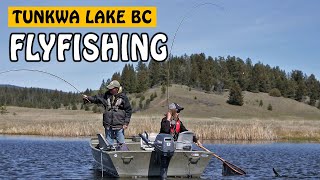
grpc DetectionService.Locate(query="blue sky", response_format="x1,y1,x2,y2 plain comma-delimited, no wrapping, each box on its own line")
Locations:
1,0,319,92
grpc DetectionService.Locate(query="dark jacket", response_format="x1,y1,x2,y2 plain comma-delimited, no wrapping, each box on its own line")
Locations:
160,117,198,143
86,91,132,129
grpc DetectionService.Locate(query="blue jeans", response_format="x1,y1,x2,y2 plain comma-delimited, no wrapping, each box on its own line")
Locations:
105,127,125,145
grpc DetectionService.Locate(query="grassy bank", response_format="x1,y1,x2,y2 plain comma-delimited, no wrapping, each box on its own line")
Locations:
1,107,320,142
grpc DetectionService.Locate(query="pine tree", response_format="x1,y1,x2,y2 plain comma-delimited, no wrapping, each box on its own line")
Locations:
127,64,137,93
105,79,111,87
227,82,244,106
259,100,263,107
84,104,90,111
112,72,121,81
139,101,143,110
136,61,149,93
121,64,131,92
98,79,106,95
238,58,250,90
84,88,91,96
71,103,77,110
291,70,306,102
140,95,145,102
150,93,154,101
306,74,318,106
269,88,282,97
63,101,69,107
218,57,232,89
145,99,151,109
131,100,136,110
161,84,166,96
245,58,253,80
252,63,271,93
52,101,61,109
200,60,214,91
225,56,250,90
272,66,287,96
189,54,202,88
148,60,161,87
248,63,261,92
0,106,8,114
285,79,297,98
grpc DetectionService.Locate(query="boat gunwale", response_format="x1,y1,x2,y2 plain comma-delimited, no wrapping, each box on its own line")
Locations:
89,137,212,154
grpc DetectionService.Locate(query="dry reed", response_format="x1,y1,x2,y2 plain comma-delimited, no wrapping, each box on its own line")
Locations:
1,107,319,142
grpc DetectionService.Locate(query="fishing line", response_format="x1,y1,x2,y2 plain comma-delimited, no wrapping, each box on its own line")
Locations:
100,148,104,177
0,68,85,95
0,68,93,103
166,2,225,106
1,67,112,104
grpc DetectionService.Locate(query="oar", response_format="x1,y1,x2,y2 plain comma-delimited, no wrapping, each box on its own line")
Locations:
273,168,281,177
197,144,246,176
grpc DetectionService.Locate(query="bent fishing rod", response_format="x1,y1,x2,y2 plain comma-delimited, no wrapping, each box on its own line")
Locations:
0,69,90,102
166,2,225,106
164,2,247,176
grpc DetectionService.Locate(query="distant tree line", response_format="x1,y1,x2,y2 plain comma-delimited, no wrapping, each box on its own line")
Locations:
0,86,84,109
103,53,320,107
1,53,319,109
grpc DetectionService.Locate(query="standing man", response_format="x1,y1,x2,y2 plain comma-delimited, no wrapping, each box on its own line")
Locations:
83,80,132,146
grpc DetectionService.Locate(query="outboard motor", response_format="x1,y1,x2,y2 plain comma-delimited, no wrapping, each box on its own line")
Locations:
154,134,175,179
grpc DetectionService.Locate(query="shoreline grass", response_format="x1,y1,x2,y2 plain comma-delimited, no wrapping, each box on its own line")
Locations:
1,107,320,142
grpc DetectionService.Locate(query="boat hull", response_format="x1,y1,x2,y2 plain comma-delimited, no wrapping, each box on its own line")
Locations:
90,138,213,178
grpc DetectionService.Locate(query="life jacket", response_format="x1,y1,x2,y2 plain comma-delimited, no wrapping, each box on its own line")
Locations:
106,97,123,111
106,87,123,111
170,118,181,134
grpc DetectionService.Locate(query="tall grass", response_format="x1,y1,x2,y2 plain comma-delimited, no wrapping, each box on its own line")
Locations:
0,121,102,137
126,116,277,141
1,107,319,141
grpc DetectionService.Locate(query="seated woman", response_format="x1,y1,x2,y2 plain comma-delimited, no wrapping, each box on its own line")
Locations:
160,103,202,146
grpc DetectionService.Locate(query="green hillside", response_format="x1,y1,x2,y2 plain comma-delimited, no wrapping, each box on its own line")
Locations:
130,84,320,120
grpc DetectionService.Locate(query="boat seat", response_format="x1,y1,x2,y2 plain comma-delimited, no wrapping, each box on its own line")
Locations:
175,131,194,151
140,132,157,151
97,134,130,151
97,134,114,151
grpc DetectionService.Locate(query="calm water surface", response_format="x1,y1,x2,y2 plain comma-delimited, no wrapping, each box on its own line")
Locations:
0,135,319,179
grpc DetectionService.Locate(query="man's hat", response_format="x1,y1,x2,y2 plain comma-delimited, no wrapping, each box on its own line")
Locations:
168,103,184,113
106,80,121,89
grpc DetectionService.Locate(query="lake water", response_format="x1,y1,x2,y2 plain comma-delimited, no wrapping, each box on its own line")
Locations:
0,135,319,179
